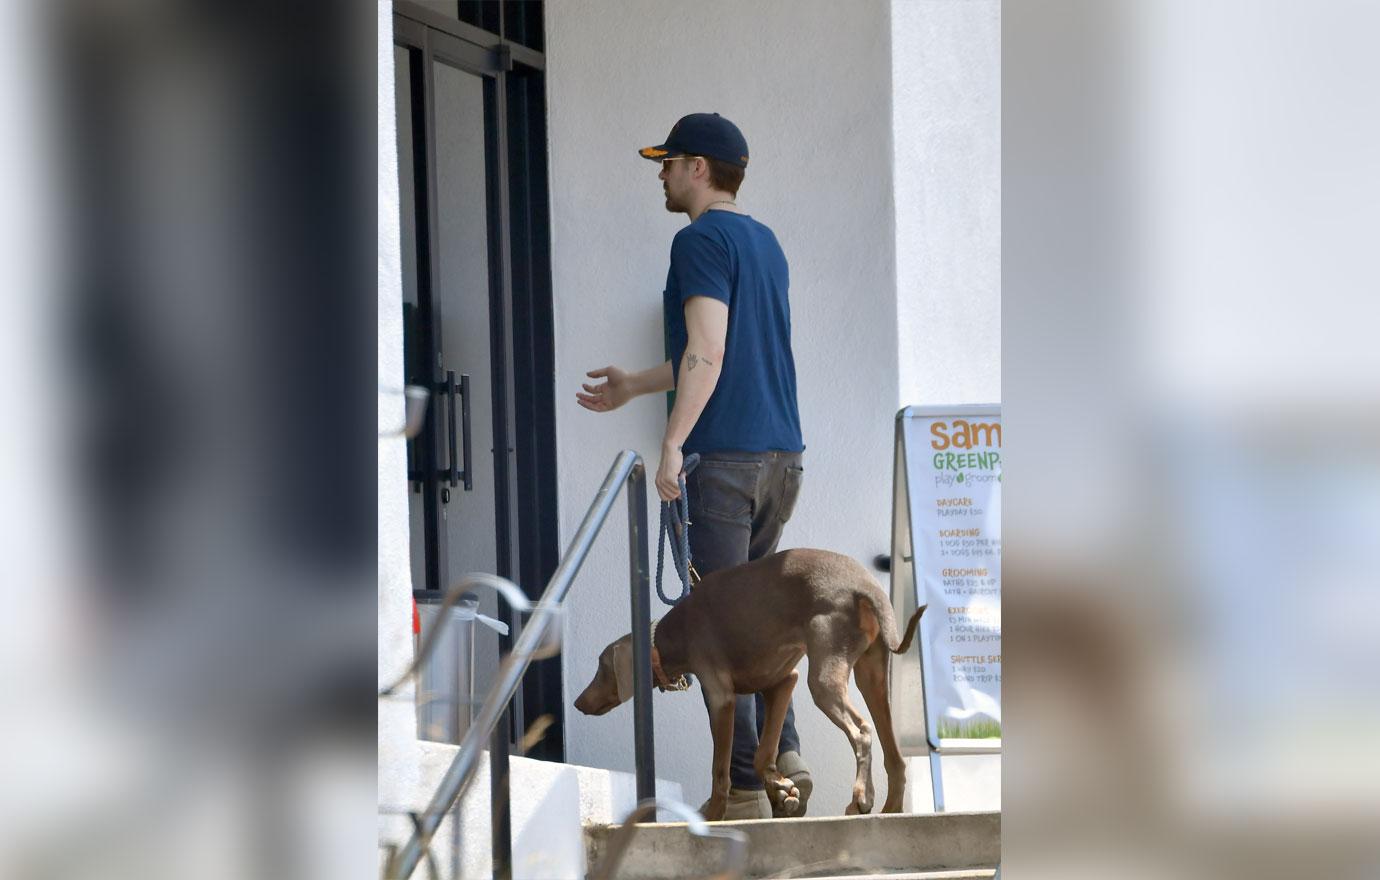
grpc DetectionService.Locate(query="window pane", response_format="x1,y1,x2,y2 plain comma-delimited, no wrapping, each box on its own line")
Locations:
455,0,500,34
503,0,543,52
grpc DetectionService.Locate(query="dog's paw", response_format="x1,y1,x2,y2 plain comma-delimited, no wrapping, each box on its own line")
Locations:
846,781,873,815
765,775,802,817
844,797,873,815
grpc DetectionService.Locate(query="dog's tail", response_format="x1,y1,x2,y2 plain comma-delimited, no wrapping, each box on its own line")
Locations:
861,587,925,654
892,607,924,655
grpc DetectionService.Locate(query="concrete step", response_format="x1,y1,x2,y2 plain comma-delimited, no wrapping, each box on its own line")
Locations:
379,740,684,879
584,810,1001,880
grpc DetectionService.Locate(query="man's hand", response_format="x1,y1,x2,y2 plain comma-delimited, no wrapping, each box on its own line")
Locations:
655,443,684,502
577,366,634,412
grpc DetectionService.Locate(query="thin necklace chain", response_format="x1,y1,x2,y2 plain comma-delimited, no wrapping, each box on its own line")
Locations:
705,199,737,211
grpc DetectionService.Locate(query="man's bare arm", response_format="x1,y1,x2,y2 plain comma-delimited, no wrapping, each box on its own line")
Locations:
654,296,728,499
663,296,729,452
577,361,673,412
636,361,676,395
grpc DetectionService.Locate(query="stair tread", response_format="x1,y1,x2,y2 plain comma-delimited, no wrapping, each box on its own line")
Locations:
584,810,1001,880
588,809,999,831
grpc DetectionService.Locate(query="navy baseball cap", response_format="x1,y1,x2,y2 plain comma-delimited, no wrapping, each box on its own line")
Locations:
638,113,749,168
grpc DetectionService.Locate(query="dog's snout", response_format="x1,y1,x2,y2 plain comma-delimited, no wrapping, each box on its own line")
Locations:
574,670,608,715
574,692,605,716
574,681,595,713
574,676,618,716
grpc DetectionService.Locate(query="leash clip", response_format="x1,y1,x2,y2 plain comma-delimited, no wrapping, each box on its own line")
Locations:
651,619,694,692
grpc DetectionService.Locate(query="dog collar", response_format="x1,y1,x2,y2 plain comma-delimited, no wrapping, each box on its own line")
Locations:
650,621,691,692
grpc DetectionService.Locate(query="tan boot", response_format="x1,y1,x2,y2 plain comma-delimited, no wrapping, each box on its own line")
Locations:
773,751,813,818
699,787,771,820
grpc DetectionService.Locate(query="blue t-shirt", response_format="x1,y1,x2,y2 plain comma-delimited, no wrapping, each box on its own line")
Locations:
663,211,804,455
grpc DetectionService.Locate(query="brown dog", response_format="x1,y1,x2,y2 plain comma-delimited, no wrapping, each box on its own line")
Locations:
574,548,922,820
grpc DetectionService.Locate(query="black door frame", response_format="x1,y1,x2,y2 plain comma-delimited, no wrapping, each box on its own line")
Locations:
395,17,499,607
393,2,563,761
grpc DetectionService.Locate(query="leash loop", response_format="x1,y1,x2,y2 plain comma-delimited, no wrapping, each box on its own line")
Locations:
656,452,700,606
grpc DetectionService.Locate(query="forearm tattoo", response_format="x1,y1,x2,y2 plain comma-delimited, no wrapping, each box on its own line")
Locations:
686,352,715,372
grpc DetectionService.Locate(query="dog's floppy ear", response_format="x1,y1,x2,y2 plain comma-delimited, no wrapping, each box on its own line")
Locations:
612,639,635,703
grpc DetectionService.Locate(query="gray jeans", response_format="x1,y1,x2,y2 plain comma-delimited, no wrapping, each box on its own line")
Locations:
687,450,804,789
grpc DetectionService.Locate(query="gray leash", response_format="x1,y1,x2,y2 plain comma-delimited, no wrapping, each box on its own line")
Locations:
656,452,700,605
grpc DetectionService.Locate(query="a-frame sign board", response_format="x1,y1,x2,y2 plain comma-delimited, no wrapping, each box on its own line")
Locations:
889,405,1002,811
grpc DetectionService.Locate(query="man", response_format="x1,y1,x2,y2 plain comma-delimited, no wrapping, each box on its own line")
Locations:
575,112,811,820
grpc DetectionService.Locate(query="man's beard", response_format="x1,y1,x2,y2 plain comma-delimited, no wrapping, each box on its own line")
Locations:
664,189,687,214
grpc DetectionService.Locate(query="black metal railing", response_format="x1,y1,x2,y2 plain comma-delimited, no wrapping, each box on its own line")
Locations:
385,449,658,880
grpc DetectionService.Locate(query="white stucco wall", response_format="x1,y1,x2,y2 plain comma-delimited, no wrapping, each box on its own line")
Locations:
892,0,1001,407
545,0,901,814
378,1,420,814
891,0,1002,808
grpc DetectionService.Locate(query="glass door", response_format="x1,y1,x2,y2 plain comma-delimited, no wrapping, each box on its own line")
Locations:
392,3,559,761
394,24,511,739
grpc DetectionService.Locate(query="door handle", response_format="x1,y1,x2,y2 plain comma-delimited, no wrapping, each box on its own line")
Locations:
459,373,472,491
442,371,474,492
445,371,458,488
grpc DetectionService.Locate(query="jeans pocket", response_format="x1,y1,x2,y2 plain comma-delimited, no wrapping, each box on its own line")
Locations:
692,460,761,521
778,464,804,523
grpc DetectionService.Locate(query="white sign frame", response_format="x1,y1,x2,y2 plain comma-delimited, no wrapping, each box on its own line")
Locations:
888,404,1001,812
